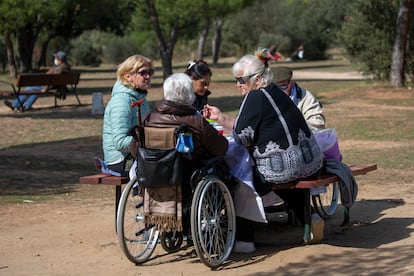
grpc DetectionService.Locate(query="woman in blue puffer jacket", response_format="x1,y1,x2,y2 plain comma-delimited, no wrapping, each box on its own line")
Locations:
102,55,155,175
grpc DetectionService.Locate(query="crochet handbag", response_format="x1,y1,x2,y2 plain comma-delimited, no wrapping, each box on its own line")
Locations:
254,89,323,184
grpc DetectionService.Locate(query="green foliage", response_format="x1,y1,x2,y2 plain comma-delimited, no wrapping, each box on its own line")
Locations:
340,0,414,81
223,0,351,59
69,31,143,65
101,36,140,64
70,32,102,66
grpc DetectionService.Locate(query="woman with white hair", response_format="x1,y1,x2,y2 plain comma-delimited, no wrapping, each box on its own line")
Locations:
144,72,228,242
145,72,228,161
204,50,323,253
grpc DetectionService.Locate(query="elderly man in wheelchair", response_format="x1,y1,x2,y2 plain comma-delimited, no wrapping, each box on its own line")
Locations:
117,73,233,268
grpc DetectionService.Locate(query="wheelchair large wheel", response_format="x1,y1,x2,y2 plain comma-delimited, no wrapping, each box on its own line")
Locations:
190,175,236,268
117,176,159,264
312,181,339,219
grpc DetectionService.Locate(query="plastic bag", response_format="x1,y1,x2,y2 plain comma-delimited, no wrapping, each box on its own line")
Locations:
312,128,342,161
175,132,194,153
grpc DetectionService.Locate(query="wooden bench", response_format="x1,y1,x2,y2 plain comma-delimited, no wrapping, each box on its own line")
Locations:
79,163,377,240
271,163,377,242
0,72,81,111
79,173,129,225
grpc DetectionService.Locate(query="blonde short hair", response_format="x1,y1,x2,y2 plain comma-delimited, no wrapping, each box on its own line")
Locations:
116,55,153,86
163,73,195,105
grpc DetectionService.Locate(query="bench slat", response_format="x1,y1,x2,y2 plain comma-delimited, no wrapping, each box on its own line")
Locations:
80,164,377,189
102,176,129,185
79,173,110,184
79,173,128,185
272,163,377,190
348,163,377,176
17,74,52,87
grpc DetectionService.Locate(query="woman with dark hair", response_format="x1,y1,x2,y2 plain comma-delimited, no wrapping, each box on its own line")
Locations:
184,59,212,113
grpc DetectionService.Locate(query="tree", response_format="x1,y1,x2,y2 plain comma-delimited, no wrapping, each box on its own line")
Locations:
341,0,414,85
196,0,255,62
0,0,135,74
223,0,350,60
139,0,201,79
390,0,413,87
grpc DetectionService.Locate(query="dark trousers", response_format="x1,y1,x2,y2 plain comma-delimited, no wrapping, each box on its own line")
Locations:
274,189,306,225
236,216,256,242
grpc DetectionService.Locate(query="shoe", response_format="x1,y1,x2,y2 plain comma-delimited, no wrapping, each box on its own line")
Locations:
261,191,285,208
3,100,15,111
232,240,256,253
310,213,324,243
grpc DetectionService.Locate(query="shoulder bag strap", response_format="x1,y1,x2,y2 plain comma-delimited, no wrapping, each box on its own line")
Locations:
260,88,293,146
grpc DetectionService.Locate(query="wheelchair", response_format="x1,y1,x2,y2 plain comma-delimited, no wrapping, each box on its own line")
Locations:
311,181,339,218
116,125,236,268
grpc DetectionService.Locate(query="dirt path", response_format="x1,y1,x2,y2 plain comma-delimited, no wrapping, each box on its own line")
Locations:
1,180,413,276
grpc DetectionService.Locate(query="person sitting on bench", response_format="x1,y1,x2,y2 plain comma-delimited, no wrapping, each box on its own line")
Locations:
203,49,323,253
3,51,71,111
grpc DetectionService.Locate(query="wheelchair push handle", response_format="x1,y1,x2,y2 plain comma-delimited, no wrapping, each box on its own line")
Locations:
131,99,145,126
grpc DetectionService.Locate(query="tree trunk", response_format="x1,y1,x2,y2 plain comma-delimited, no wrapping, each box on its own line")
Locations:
16,28,33,72
212,19,223,64
390,0,413,87
4,31,17,78
145,0,177,79
197,18,210,60
15,18,43,72
37,39,51,69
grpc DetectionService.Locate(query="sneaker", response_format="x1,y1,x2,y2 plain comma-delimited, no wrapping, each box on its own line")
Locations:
310,213,324,243
232,240,256,253
261,191,284,208
3,100,15,111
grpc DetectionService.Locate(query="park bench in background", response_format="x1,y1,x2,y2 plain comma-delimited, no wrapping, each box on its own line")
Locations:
0,72,81,111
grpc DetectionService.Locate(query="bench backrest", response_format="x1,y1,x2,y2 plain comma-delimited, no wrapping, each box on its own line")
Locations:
16,72,80,88
16,74,51,87
50,73,80,86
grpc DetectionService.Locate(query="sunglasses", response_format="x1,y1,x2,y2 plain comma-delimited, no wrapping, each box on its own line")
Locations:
134,69,155,77
235,73,257,84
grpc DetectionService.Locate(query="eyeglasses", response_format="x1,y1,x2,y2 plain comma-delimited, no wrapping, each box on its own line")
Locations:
235,73,257,84
134,69,155,77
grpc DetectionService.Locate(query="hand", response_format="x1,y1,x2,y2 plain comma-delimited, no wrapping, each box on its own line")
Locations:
203,104,222,121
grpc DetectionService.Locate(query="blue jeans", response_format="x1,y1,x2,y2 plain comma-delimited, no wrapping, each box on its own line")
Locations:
12,86,41,109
